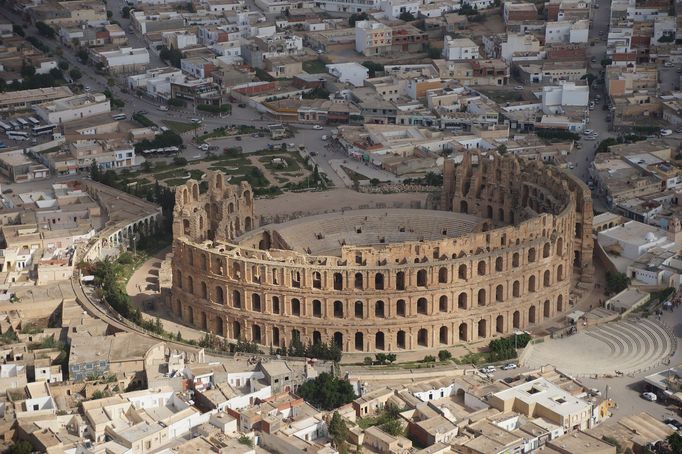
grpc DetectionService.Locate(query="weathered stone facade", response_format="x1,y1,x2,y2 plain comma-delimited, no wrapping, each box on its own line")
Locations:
170,154,593,353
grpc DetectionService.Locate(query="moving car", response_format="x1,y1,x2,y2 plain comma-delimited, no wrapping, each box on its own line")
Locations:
583,129,594,135
514,86,523,90
660,129,673,136
191,118,202,124
313,125,323,130
502,363,517,370
664,61,673,68
158,105,169,111
641,392,657,401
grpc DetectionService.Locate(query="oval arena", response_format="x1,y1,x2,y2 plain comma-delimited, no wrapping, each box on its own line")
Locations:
169,153,594,353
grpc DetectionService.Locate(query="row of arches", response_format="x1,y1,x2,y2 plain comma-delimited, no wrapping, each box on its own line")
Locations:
174,263,567,316
175,295,565,351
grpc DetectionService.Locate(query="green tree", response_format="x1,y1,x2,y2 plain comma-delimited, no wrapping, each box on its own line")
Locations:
362,61,384,78
49,68,63,80
76,49,89,64
581,73,596,85
375,353,387,364
12,24,25,37
296,373,357,410
107,10,113,18
386,353,396,363
596,137,618,153
121,6,131,17
605,271,629,295
668,433,682,453
398,11,416,21
21,63,36,78
328,411,349,450
90,160,101,181
58,60,69,70
601,58,613,67
348,12,369,26
69,68,82,81
380,418,404,436
438,350,452,362
36,21,56,38
8,441,33,454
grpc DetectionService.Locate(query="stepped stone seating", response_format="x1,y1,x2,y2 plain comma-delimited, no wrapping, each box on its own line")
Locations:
271,209,485,256
522,318,675,377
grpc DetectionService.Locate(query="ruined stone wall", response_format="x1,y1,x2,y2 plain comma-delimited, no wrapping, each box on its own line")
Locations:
170,158,588,353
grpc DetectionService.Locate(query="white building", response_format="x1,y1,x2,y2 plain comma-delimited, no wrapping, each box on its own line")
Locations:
380,0,420,19
327,62,370,87
463,0,495,9
127,67,185,99
314,0,379,12
442,36,480,60
94,47,150,74
545,20,589,44
541,82,589,110
653,16,676,44
498,33,542,63
33,93,111,124
598,220,676,262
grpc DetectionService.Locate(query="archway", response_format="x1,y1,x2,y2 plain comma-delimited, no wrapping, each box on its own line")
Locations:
513,310,520,329
233,321,241,339
458,323,468,342
313,300,322,317
375,332,385,350
528,306,536,324
557,294,564,312
355,332,364,351
478,288,486,306
216,317,224,336
496,315,504,333
496,285,504,302
417,298,428,315
313,330,321,344
334,301,344,318
438,267,448,283
478,319,487,338
355,301,364,318
458,292,467,309
439,326,448,344
439,295,448,312
333,332,343,348
460,200,468,213
397,299,406,317
252,324,262,343
375,300,385,318
417,269,427,287
544,299,551,318
397,330,406,349
417,328,428,347
272,327,280,346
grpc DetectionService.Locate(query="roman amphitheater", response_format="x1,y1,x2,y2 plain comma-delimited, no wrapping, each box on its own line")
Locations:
169,153,594,353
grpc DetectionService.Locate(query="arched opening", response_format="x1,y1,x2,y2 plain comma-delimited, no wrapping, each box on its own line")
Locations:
187,276,194,294
477,261,486,276
355,301,364,318
227,202,234,214
439,295,448,312
396,271,406,290
215,286,224,305
312,300,322,317
478,288,486,306
187,306,194,325
528,275,536,293
543,242,551,258
231,262,241,280
439,326,448,344
333,332,343,348
458,323,468,341
201,254,207,271
312,271,322,289
513,311,520,329
478,319,487,338
458,292,467,309
252,324,261,343
458,264,467,279
513,281,520,298
375,332,385,350
334,301,344,318
496,315,504,333
460,200,468,214
272,296,280,314
495,257,503,272
438,267,448,283
354,273,363,290
272,327,280,346
292,271,301,288
201,312,207,330
417,269,427,287
375,300,385,318
528,248,536,263
417,329,428,347
244,217,252,231
183,219,190,235
176,270,183,289
232,290,241,308
313,331,321,345
512,253,519,267
291,298,301,316
233,321,241,340
544,299,551,318
397,299,406,317
557,264,564,282
498,208,505,222
333,273,343,290
486,205,493,218
252,293,261,312
397,330,406,349
528,306,536,324
375,273,384,290
495,285,504,302
417,298,428,315
557,294,564,312
557,238,563,256
355,332,364,351
216,317,224,336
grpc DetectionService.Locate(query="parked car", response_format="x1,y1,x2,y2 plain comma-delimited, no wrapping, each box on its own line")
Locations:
313,124,323,130
664,418,682,430
583,129,594,135
641,392,657,401
660,129,673,136
664,61,673,68
238,103,246,108
514,86,523,90
190,118,202,124
479,366,497,374
158,105,169,111
502,363,517,370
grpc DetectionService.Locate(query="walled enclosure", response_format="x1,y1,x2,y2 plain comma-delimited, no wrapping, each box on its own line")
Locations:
170,153,593,353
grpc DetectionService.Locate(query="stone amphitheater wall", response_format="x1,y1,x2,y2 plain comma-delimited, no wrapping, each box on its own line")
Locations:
169,155,591,353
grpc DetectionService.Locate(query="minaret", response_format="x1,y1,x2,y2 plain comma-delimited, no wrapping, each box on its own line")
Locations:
667,217,682,244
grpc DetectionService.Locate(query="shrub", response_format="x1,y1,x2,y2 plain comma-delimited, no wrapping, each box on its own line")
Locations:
422,355,436,363
438,350,452,362
296,373,357,410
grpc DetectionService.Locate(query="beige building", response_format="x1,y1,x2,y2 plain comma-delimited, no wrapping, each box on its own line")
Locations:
355,21,392,57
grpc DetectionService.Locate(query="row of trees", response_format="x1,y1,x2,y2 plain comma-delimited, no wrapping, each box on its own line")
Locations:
271,331,342,362
487,332,532,362
297,372,357,410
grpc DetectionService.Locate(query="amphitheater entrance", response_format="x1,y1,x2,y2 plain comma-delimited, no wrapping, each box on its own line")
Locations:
333,332,343,348
397,331,406,349
496,315,504,333
460,200,468,214
417,329,428,347
478,319,487,338
544,300,551,318
252,325,262,343
528,306,536,324
458,323,468,342
355,332,364,351
376,332,385,350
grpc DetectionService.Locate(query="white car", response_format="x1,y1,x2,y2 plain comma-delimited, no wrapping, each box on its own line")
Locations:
583,129,594,135
664,61,673,68
514,86,524,90
190,118,202,124
660,129,673,136
313,125,323,130
502,363,517,370
158,105,169,111
641,392,657,402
